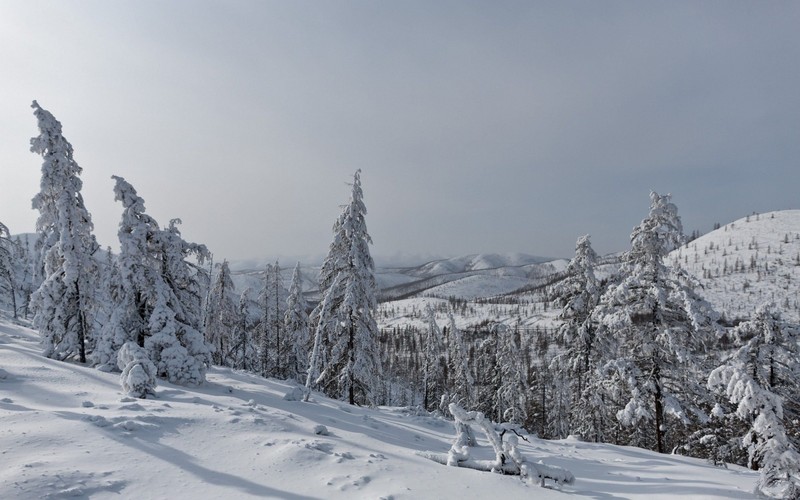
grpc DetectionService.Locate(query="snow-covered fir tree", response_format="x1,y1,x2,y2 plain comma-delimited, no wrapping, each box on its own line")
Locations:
309,170,382,405
11,235,36,319
551,234,602,437
446,311,474,410
146,217,212,384
94,176,212,384
230,287,259,372
421,305,446,412
29,101,101,363
259,262,289,378
492,324,529,425
204,260,240,366
0,221,17,318
708,304,800,498
90,248,116,342
591,192,718,453
284,263,310,382
92,176,162,368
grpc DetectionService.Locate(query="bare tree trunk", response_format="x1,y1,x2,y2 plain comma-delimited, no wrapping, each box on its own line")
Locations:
654,363,664,454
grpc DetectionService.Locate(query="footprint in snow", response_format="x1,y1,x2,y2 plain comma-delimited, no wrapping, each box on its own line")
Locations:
334,451,355,462
350,476,371,487
113,419,159,432
305,441,334,454
119,403,146,411
83,415,111,428
326,473,370,491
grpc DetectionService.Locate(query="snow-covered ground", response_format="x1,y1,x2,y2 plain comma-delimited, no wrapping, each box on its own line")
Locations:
421,274,533,300
672,209,800,322
1,318,759,499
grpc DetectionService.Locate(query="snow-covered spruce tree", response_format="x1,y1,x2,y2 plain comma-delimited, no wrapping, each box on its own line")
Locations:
91,248,116,341
421,304,446,412
305,273,340,401
29,101,101,363
147,217,212,384
0,222,17,318
258,263,272,376
446,311,474,409
91,176,159,369
96,176,212,384
270,262,289,377
204,260,240,366
230,287,259,371
309,170,382,405
591,192,718,453
550,234,603,438
708,304,800,497
11,235,36,319
284,262,310,382
258,263,288,377
493,324,529,425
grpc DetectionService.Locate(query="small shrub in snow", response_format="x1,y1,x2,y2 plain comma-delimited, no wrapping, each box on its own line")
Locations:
117,342,157,399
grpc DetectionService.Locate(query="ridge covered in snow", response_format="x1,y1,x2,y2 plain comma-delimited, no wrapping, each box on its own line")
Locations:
671,209,800,322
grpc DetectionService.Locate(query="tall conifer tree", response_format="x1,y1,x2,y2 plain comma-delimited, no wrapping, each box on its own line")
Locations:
284,263,310,382
309,170,382,405
29,101,100,363
592,192,718,453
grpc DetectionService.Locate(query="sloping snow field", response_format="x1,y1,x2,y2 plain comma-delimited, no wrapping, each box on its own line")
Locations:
672,210,800,322
1,318,759,499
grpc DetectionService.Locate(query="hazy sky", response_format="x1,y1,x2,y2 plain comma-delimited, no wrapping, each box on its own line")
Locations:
2,1,799,264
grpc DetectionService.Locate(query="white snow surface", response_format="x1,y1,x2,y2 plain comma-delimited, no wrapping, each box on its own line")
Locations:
1,318,759,499
422,274,532,300
671,209,800,322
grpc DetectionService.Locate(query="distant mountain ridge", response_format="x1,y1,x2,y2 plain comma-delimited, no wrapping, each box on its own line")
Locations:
229,252,562,303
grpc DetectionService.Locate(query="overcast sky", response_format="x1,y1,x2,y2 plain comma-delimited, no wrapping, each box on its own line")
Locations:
2,1,799,265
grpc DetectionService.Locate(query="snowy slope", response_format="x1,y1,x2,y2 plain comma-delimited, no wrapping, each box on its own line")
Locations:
670,209,800,322
0,318,759,499
421,274,532,300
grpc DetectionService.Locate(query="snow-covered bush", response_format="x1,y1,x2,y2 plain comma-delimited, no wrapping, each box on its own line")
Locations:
117,342,157,398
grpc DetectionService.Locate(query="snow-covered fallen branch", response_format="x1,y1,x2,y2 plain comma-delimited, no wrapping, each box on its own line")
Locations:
417,403,575,487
